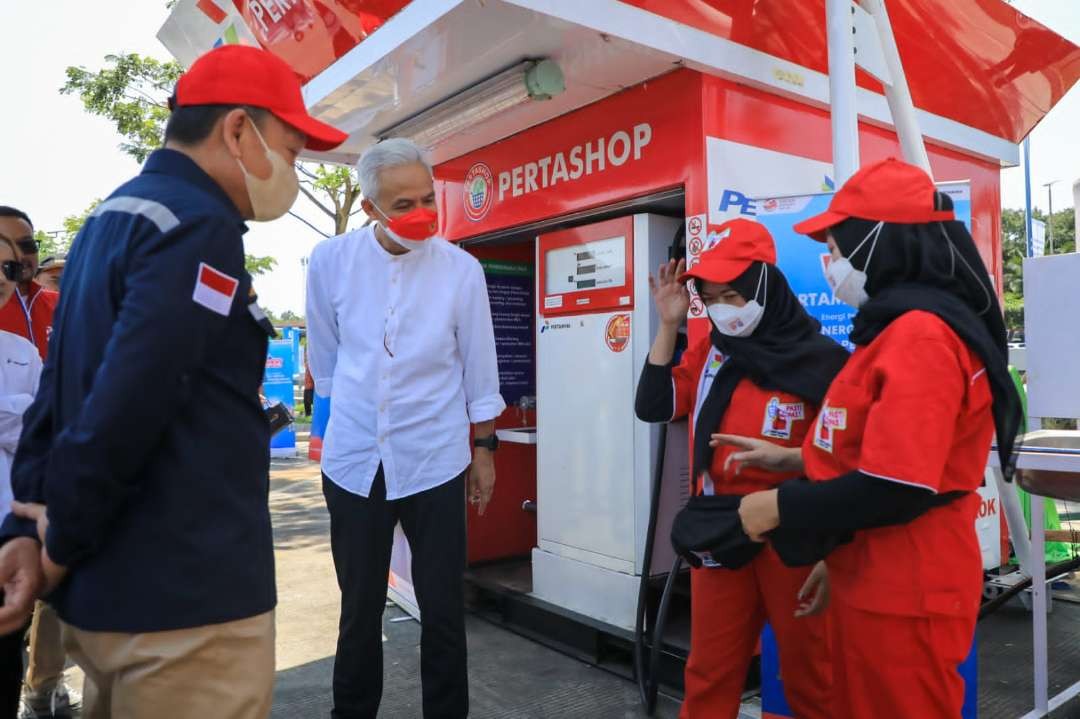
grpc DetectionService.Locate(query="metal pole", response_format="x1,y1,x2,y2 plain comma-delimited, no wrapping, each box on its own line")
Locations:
1032,495,1049,714
300,257,309,313
826,0,859,185
1044,182,1056,254
859,0,931,176
995,467,1033,575
1024,139,1033,258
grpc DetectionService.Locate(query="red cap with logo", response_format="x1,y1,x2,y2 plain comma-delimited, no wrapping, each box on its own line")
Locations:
793,157,954,241
172,45,348,152
678,218,776,285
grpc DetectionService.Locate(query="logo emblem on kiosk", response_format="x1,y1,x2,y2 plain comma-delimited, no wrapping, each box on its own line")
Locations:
605,314,631,353
463,162,494,221
813,404,847,453
761,397,805,440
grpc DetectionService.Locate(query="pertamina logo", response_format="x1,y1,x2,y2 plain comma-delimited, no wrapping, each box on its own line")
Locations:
463,163,495,222
540,320,572,334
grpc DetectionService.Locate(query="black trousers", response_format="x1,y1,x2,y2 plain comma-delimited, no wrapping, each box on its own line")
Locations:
0,600,24,719
323,467,469,719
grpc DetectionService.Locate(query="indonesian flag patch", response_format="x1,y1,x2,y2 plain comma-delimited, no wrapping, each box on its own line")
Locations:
193,262,239,316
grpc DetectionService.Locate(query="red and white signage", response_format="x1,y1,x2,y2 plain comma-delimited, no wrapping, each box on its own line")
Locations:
437,70,706,240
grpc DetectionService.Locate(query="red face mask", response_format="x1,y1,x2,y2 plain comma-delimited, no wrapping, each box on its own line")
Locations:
374,204,439,247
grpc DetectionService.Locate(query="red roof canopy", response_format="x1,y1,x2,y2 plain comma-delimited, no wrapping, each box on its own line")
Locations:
620,0,1080,143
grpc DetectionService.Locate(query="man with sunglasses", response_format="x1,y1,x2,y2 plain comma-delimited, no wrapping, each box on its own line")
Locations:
0,209,58,362
0,212,74,718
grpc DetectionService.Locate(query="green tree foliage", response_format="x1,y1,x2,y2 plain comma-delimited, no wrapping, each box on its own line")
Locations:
62,55,180,164
61,52,362,238
245,255,278,277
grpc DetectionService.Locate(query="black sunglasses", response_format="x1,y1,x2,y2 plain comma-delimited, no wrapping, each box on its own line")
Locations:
0,261,20,282
15,238,38,255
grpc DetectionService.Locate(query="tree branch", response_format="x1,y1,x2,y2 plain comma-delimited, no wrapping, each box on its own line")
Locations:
288,211,329,238
298,185,336,219
295,164,320,181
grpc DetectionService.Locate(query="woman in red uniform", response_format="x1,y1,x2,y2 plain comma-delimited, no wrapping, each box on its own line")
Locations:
636,218,849,719
727,159,1023,718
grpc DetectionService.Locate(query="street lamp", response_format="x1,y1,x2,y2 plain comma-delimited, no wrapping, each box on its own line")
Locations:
300,257,309,314
1042,180,1060,253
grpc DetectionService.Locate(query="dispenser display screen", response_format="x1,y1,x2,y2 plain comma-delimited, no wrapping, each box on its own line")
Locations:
544,236,627,296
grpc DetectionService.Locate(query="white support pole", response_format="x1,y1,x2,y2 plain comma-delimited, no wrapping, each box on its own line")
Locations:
994,467,1033,575
826,0,859,185
859,0,932,177
1031,494,1050,714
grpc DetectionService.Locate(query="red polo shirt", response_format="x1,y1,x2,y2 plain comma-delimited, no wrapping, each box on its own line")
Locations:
803,310,994,617
0,282,59,359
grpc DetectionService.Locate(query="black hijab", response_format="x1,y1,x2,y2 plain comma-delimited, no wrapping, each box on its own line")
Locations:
692,263,849,479
831,193,1022,480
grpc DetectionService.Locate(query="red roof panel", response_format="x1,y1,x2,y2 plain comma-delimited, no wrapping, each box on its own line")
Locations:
620,0,1080,142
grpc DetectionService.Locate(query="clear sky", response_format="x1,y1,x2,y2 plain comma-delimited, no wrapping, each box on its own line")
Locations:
0,1,1076,314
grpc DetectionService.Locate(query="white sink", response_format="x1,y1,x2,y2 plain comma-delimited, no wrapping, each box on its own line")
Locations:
1015,430,1080,501
497,427,537,445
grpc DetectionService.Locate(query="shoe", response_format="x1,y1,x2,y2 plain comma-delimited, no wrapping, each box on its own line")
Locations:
18,682,82,718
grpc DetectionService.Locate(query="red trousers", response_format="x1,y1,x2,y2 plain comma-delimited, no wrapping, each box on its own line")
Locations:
679,546,832,719
830,596,975,719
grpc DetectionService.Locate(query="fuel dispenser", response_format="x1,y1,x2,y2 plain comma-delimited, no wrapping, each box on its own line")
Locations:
532,213,689,630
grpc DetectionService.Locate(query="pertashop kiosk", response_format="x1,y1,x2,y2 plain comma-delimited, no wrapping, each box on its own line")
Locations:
159,0,1080,706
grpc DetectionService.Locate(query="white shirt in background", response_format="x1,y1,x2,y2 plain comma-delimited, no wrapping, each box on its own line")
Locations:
0,330,41,520
306,225,506,500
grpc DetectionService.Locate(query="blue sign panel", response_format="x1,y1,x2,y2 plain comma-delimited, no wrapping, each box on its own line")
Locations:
755,183,972,351
264,339,296,457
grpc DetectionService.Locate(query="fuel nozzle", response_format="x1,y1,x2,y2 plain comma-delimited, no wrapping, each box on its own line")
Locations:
517,395,537,426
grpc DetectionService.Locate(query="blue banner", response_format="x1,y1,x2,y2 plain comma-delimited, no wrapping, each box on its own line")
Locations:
264,339,296,457
756,183,972,351
280,326,303,378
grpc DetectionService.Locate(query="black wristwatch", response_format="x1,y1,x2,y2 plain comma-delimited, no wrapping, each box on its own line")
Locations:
474,434,499,451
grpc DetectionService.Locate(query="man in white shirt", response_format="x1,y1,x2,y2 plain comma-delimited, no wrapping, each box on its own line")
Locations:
306,138,505,719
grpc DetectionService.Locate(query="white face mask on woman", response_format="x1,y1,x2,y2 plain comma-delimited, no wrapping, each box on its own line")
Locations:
824,221,883,309
235,116,300,222
708,264,767,337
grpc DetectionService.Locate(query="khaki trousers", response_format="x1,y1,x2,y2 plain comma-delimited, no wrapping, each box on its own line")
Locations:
61,611,275,719
25,602,67,695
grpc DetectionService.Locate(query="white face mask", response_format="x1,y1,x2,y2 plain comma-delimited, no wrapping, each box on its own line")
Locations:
236,116,300,222
708,264,766,337
825,221,883,309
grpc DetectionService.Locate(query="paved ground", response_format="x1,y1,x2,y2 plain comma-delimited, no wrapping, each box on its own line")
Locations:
268,449,1080,719
268,448,691,719
44,445,1078,718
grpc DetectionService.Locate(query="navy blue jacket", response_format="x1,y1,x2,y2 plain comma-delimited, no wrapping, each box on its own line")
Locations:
6,150,275,632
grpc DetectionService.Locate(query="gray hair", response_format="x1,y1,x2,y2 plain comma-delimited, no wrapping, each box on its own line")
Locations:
357,138,433,200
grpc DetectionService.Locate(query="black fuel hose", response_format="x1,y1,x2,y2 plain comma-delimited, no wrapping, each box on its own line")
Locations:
634,422,668,712
646,555,683,714
979,555,1080,620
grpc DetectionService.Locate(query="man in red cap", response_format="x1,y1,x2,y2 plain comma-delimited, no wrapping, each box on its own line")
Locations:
0,45,347,719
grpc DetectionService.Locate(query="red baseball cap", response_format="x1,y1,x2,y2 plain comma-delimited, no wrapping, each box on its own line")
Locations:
793,157,954,241
679,219,776,284
173,45,348,152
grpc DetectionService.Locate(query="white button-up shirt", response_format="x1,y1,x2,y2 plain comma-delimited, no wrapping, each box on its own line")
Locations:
0,330,41,520
306,226,506,499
